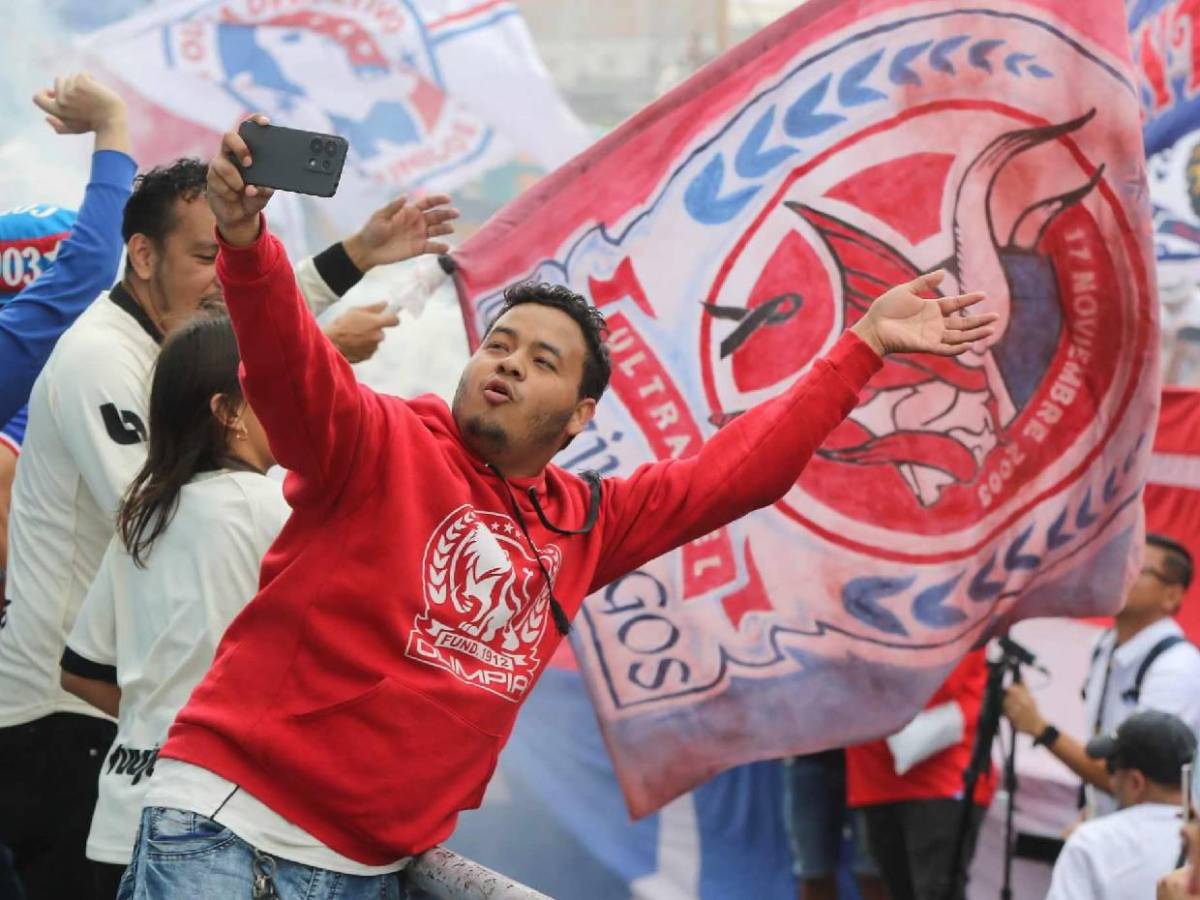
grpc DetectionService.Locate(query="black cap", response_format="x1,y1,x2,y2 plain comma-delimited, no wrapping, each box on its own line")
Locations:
1085,710,1198,786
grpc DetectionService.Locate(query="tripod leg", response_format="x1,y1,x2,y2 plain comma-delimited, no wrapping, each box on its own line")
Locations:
943,660,1006,900
1001,722,1019,900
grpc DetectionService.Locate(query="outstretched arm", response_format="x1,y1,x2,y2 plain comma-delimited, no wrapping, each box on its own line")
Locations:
591,271,995,589
206,117,455,502
299,194,459,363
0,72,134,424
1003,681,1111,791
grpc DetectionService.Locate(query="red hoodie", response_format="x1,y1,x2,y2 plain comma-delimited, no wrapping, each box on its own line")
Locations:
162,222,883,865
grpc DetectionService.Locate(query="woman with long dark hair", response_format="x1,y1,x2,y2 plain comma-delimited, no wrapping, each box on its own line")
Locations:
59,313,289,896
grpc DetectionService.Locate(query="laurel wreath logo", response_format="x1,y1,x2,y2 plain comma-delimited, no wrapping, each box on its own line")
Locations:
428,513,473,606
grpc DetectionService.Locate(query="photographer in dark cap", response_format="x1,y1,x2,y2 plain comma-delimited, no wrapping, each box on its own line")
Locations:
1046,710,1198,900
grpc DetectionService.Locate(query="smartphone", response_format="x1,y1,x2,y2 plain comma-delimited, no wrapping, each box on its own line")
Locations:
236,121,348,197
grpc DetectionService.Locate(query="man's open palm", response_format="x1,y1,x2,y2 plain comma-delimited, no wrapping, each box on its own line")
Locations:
853,270,997,357
345,195,459,271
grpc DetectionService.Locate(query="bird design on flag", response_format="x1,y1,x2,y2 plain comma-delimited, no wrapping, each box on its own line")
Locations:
817,111,1102,506
707,112,1103,508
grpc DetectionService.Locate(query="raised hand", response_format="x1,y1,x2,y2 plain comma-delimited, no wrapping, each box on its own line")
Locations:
32,72,128,153
324,301,401,363
207,114,275,247
343,195,460,273
851,270,998,357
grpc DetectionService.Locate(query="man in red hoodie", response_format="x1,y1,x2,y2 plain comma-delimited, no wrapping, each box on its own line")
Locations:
117,119,996,899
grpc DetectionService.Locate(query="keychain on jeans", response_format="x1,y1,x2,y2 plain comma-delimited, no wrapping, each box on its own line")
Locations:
251,847,279,899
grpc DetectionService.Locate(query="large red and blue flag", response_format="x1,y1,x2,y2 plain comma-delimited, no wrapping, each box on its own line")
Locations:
1128,0,1200,370
454,0,1159,816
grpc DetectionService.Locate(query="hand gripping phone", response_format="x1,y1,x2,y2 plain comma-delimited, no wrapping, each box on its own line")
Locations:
236,121,348,197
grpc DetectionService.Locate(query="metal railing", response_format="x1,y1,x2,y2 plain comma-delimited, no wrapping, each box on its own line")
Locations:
407,847,551,900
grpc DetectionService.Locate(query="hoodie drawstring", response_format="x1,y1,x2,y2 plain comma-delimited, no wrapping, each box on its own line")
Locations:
489,466,602,637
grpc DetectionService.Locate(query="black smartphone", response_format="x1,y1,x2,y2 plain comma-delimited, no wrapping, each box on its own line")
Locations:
236,121,348,198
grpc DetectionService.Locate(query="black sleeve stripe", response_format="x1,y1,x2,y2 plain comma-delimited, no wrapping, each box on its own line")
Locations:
312,241,364,298
61,646,118,684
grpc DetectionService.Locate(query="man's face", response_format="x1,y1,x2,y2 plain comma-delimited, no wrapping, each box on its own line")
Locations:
1121,543,1182,621
451,303,595,469
149,197,222,333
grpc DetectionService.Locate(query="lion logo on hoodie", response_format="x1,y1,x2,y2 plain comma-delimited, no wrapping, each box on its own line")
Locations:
407,505,560,701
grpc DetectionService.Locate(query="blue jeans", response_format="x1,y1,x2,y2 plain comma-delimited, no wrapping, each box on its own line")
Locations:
117,807,407,899
782,751,877,880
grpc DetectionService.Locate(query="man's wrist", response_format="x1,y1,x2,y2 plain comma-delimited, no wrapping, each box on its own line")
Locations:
850,318,886,357
313,241,366,297
218,218,262,249
1033,723,1060,748
93,112,131,154
342,233,373,273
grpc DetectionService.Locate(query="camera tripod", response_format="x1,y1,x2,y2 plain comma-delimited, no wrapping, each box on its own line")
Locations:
944,637,1037,900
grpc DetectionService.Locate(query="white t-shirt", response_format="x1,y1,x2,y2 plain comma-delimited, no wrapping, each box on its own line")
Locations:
146,759,409,875
1082,619,1200,816
1045,802,1184,900
1,288,158,725
66,470,290,865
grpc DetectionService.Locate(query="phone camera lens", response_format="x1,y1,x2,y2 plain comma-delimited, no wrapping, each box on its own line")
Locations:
310,138,323,153
324,140,337,156
322,159,332,172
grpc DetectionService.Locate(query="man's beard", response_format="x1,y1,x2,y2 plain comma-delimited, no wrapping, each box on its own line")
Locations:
453,375,510,455
463,414,510,451
452,375,574,462
528,406,575,450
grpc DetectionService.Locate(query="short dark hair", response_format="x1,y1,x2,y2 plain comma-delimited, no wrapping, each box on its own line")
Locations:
1147,533,1194,590
121,158,208,245
488,282,611,401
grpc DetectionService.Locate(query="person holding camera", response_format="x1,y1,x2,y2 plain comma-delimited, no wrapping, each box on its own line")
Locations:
1046,710,1197,900
1003,533,1200,817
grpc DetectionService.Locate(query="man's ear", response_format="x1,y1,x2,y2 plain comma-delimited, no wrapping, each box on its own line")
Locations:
1164,583,1185,617
126,234,156,281
566,397,597,442
1126,768,1148,801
